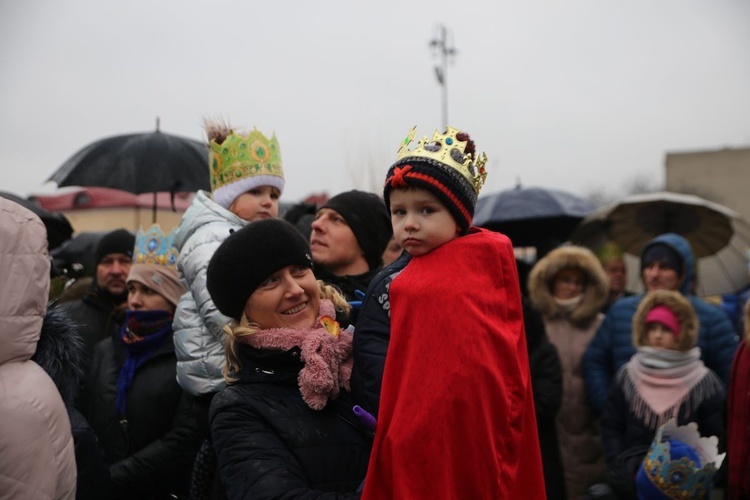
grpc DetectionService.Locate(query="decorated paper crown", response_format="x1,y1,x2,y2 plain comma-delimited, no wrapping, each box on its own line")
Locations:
209,127,284,193
638,419,725,499
396,125,488,194
133,224,179,269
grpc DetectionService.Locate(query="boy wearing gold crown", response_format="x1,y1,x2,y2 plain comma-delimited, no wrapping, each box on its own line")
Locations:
81,225,202,499
355,127,545,499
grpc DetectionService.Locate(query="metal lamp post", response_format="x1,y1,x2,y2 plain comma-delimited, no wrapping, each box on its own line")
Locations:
429,24,457,129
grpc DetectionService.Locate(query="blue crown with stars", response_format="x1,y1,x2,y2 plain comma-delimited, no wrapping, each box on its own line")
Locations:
133,224,179,270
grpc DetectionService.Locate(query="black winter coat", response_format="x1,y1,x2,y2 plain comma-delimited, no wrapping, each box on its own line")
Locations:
350,253,411,418
524,297,567,500
32,305,111,500
82,329,202,500
209,343,372,500
63,284,125,381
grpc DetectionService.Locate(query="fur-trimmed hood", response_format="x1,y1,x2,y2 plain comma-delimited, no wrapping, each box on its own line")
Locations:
632,290,699,351
31,305,84,410
528,245,609,328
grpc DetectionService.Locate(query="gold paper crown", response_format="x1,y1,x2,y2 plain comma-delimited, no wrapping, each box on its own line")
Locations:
396,126,488,194
133,224,179,270
209,128,284,191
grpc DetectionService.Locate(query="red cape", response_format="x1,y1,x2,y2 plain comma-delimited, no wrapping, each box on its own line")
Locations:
362,228,545,499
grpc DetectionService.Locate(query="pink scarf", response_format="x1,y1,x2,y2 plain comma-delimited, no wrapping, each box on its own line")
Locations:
239,299,353,410
619,346,721,429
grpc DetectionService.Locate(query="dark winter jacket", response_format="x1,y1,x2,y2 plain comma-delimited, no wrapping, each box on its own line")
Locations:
584,233,739,412
63,282,126,381
210,343,372,500
314,266,383,304
523,298,566,500
82,327,202,499
32,305,111,500
350,252,411,418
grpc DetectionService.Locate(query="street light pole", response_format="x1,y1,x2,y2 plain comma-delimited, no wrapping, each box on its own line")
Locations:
429,24,457,129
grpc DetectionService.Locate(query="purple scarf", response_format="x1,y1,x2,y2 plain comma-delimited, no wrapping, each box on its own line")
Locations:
115,309,173,416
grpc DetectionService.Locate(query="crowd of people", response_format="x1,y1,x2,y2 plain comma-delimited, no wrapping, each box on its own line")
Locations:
1,121,749,500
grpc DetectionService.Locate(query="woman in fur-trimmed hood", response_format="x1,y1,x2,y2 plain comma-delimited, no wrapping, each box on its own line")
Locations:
528,244,610,499
529,244,609,329
600,290,725,496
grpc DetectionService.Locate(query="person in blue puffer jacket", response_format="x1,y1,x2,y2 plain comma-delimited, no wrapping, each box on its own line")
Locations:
584,232,739,413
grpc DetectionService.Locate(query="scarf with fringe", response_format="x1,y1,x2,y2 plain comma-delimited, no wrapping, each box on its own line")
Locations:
116,309,173,415
239,299,353,411
619,346,722,429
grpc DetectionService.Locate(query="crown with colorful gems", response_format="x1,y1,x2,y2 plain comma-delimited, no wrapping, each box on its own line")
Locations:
396,125,488,194
640,419,725,499
209,127,284,192
133,224,179,270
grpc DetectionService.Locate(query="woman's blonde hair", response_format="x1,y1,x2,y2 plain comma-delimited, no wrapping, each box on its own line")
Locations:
222,280,350,382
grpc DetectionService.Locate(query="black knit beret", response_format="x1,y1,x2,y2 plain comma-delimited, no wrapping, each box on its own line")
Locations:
383,157,477,235
206,219,313,320
95,228,135,264
319,190,392,270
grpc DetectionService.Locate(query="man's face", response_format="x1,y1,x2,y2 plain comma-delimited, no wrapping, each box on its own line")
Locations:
96,253,133,296
309,208,367,276
604,259,627,294
642,262,680,292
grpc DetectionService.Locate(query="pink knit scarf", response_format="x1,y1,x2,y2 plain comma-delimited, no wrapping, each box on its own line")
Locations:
239,299,353,411
620,346,718,429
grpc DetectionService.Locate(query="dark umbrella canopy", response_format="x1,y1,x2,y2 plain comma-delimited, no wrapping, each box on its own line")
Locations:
473,186,596,249
47,130,210,194
0,191,73,250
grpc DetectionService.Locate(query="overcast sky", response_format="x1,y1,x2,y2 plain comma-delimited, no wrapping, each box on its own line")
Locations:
2,0,749,204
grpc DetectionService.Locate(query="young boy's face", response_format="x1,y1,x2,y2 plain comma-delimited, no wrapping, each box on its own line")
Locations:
646,322,680,350
389,187,460,257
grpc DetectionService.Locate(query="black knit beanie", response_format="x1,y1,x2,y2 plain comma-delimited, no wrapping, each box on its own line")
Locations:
641,242,684,275
319,190,392,270
206,219,314,321
95,229,135,264
383,157,478,235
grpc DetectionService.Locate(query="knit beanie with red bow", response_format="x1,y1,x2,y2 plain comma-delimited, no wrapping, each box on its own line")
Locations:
383,131,478,235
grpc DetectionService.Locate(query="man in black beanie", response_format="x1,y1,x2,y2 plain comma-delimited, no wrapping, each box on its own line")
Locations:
310,190,392,305
64,228,135,384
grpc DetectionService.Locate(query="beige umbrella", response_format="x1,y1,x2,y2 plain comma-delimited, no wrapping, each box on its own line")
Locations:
571,191,750,297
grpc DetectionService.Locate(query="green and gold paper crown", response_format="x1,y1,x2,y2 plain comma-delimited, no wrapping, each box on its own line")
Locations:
209,127,284,193
133,224,179,270
396,125,488,194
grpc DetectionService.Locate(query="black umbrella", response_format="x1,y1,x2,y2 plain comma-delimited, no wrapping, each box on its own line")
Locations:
0,191,74,250
47,129,210,195
473,186,596,252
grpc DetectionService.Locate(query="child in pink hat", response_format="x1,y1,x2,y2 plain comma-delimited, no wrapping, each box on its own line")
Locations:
599,289,726,496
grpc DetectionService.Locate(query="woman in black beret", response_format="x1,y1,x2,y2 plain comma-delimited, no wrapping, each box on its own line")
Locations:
206,218,371,499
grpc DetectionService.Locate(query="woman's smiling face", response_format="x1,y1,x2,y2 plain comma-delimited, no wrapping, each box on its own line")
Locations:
242,264,320,329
